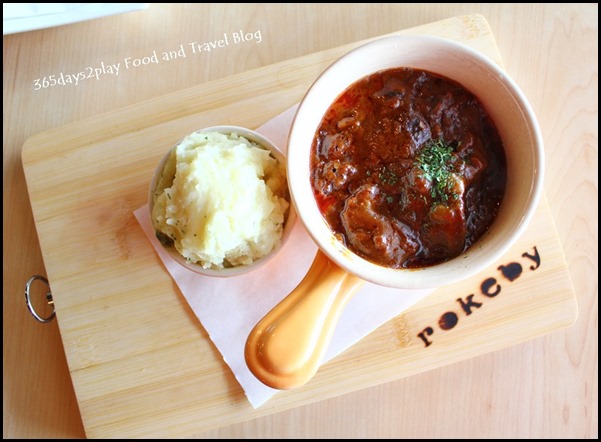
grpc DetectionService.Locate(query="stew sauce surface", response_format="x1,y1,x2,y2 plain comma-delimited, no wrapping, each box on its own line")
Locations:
310,67,507,269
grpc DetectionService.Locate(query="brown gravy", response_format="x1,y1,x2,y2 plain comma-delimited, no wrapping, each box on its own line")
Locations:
310,67,507,268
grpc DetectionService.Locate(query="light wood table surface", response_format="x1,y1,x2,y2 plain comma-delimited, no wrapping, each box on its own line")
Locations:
3,4,597,439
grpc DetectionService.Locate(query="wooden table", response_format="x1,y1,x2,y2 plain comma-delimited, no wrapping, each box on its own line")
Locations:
3,4,597,438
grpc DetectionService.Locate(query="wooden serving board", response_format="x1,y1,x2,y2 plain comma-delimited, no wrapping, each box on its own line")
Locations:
22,15,577,438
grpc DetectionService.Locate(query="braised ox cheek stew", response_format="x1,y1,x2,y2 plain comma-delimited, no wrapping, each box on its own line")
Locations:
310,67,507,269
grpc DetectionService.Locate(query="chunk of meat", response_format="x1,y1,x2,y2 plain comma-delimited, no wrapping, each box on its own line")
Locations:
340,185,418,267
422,202,467,260
313,160,357,195
315,132,352,159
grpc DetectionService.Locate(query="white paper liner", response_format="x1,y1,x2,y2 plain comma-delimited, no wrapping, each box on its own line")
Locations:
133,105,434,408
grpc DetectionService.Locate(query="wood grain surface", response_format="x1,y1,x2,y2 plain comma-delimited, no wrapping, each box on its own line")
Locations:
3,4,597,439
18,15,578,437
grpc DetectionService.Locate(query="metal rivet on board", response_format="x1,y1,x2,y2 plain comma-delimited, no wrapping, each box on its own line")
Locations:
25,275,55,323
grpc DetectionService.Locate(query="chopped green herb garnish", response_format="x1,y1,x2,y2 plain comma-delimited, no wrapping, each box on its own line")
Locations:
377,166,398,185
416,139,459,203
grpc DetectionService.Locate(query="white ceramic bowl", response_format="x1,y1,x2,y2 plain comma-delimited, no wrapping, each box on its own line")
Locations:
245,35,545,390
288,35,544,289
148,125,296,277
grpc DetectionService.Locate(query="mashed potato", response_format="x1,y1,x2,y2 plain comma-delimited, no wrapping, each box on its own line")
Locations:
152,131,289,269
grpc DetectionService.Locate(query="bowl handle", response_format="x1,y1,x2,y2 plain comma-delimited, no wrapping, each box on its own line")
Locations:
245,249,364,389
